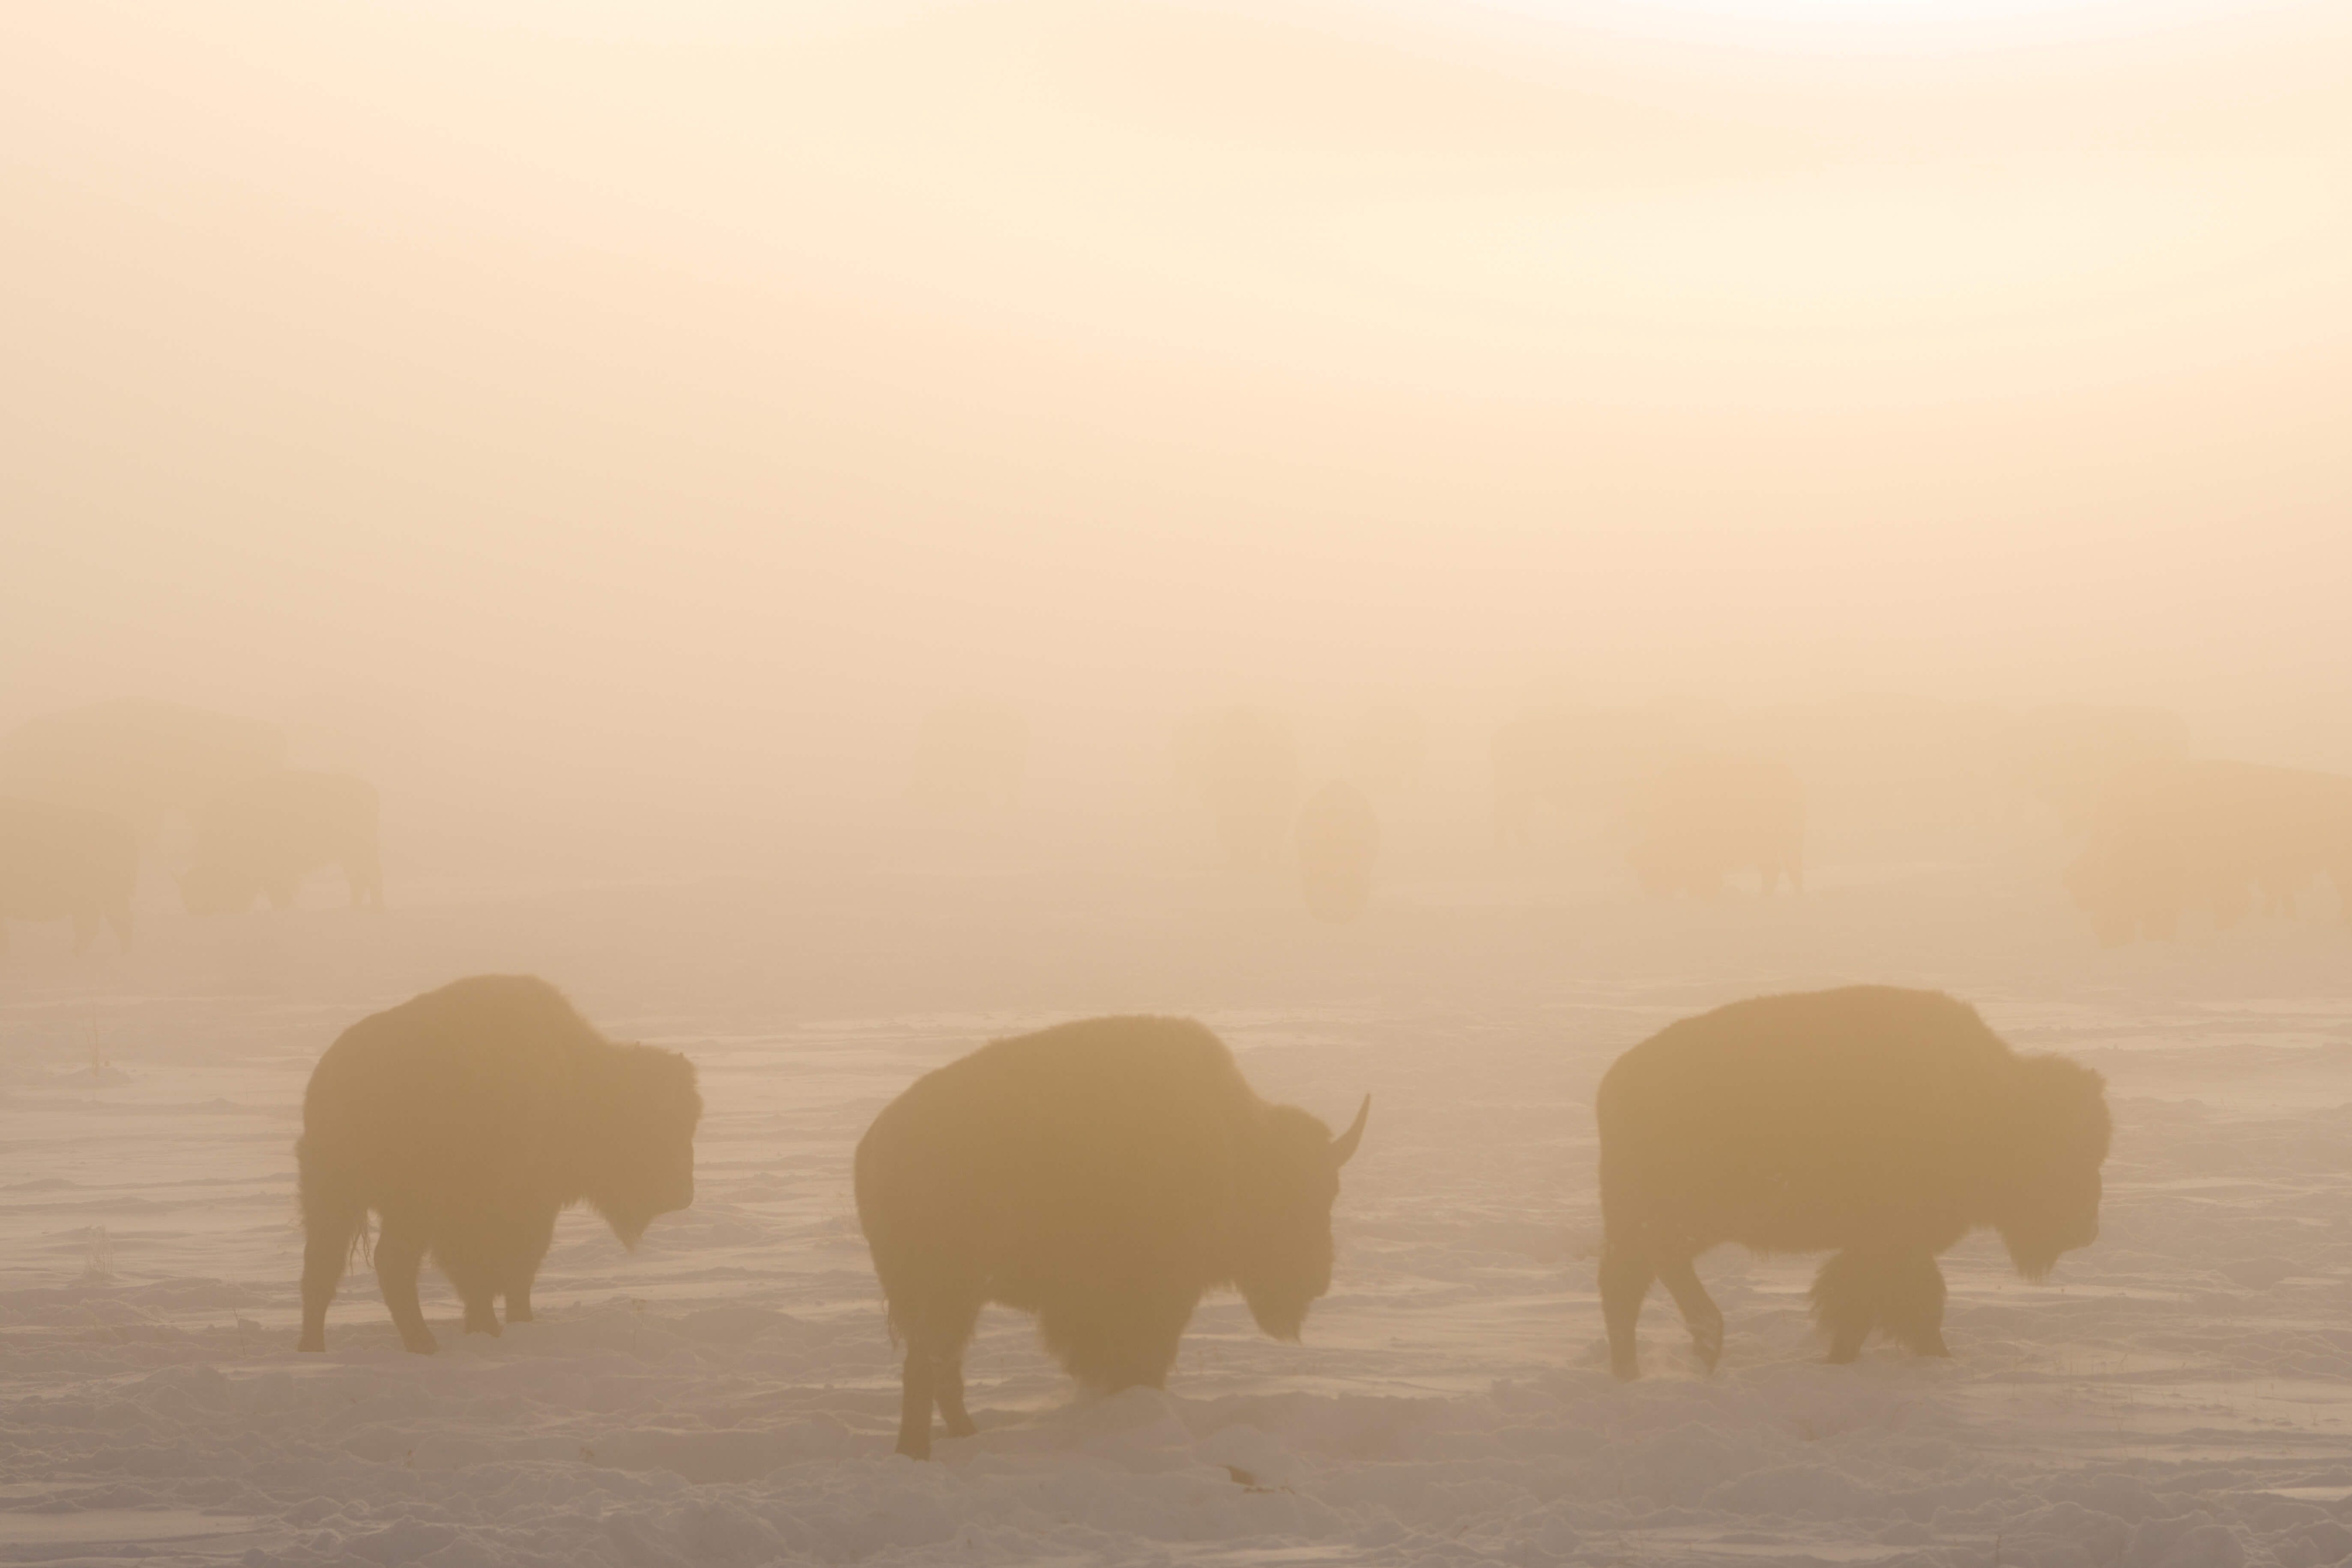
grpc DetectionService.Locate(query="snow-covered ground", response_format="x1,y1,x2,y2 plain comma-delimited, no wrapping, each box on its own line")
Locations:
4,870,2352,1567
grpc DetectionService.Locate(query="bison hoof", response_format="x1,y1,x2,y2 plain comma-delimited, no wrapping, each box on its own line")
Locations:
464,1317,502,1338
944,1416,978,1440
1610,1358,1640,1382
296,1334,325,1353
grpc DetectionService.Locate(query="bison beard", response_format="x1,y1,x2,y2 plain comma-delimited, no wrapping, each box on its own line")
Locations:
856,1016,1368,1459
295,975,700,1354
1596,986,2109,1379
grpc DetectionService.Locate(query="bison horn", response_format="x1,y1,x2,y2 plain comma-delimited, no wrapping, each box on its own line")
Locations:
1330,1095,1370,1168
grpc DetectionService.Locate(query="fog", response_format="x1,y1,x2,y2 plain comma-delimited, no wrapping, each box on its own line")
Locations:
8,0,2349,884
7,5,2352,1562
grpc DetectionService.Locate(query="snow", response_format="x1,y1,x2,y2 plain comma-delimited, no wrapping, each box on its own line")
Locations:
4,870,2352,1566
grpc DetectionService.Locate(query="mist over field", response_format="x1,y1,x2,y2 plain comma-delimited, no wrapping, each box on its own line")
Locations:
4,3,2352,1565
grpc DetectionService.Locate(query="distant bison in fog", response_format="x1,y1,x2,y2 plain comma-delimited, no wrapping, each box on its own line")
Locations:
0,798,137,955
1626,755,1803,897
182,769,383,913
297,975,701,1354
2015,703,2191,834
1174,708,1299,871
1296,780,1380,923
0,698,284,830
1598,986,2108,1379
2066,760,2352,945
856,1016,1369,1457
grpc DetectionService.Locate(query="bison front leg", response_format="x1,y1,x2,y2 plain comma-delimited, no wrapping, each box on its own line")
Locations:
1810,1250,1877,1362
374,1212,439,1354
502,1210,557,1326
431,1216,506,1338
1878,1253,1949,1358
1657,1254,1724,1372
1598,1245,1656,1381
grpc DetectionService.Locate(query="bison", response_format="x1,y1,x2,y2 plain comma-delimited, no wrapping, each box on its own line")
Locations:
0,698,284,832
1597,986,2108,1379
182,768,383,913
2065,760,2352,944
296,975,701,1354
1625,755,1804,898
0,798,137,955
1296,780,1380,923
1173,707,1299,872
855,1016,1369,1458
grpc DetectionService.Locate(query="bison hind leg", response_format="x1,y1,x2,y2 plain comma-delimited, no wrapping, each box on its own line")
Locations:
1657,1255,1724,1372
887,1285,984,1459
297,1195,368,1353
1598,1244,1656,1381
374,1211,439,1355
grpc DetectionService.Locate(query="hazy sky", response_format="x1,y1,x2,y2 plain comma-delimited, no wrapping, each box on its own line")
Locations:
6,0,2348,839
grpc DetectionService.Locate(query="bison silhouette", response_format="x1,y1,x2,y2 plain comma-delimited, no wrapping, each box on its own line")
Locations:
1625,754,1804,898
0,697,284,832
1296,780,1380,923
0,797,137,955
2065,759,2352,944
183,768,383,914
1598,986,2108,1378
296,975,701,1354
856,1015,1369,1458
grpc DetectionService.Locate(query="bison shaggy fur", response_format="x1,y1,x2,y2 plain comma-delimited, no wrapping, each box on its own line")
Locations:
1597,986,2108,1379
855,1015,1368,1458
296,975,701,1354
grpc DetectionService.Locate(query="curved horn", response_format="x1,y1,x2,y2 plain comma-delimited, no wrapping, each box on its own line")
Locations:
1329,1095,1370,1168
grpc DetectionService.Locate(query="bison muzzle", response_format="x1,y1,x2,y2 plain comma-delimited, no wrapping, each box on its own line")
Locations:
1597,986,2108,1378
855,1015,1368,1458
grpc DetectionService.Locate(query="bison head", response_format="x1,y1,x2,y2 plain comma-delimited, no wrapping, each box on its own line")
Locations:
1230,1095,1368,1341
585,1044,703,1248
1993,1054,2111,1281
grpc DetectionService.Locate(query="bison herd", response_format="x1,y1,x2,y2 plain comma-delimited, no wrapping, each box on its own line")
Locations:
0,698,384,950
6,695,2351,947
292,974,2110,1458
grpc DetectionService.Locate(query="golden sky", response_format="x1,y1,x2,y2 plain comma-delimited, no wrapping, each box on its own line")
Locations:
6,0,2347,809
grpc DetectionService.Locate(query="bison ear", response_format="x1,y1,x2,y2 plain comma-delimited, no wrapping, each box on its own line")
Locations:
1329,1095,1370,1168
